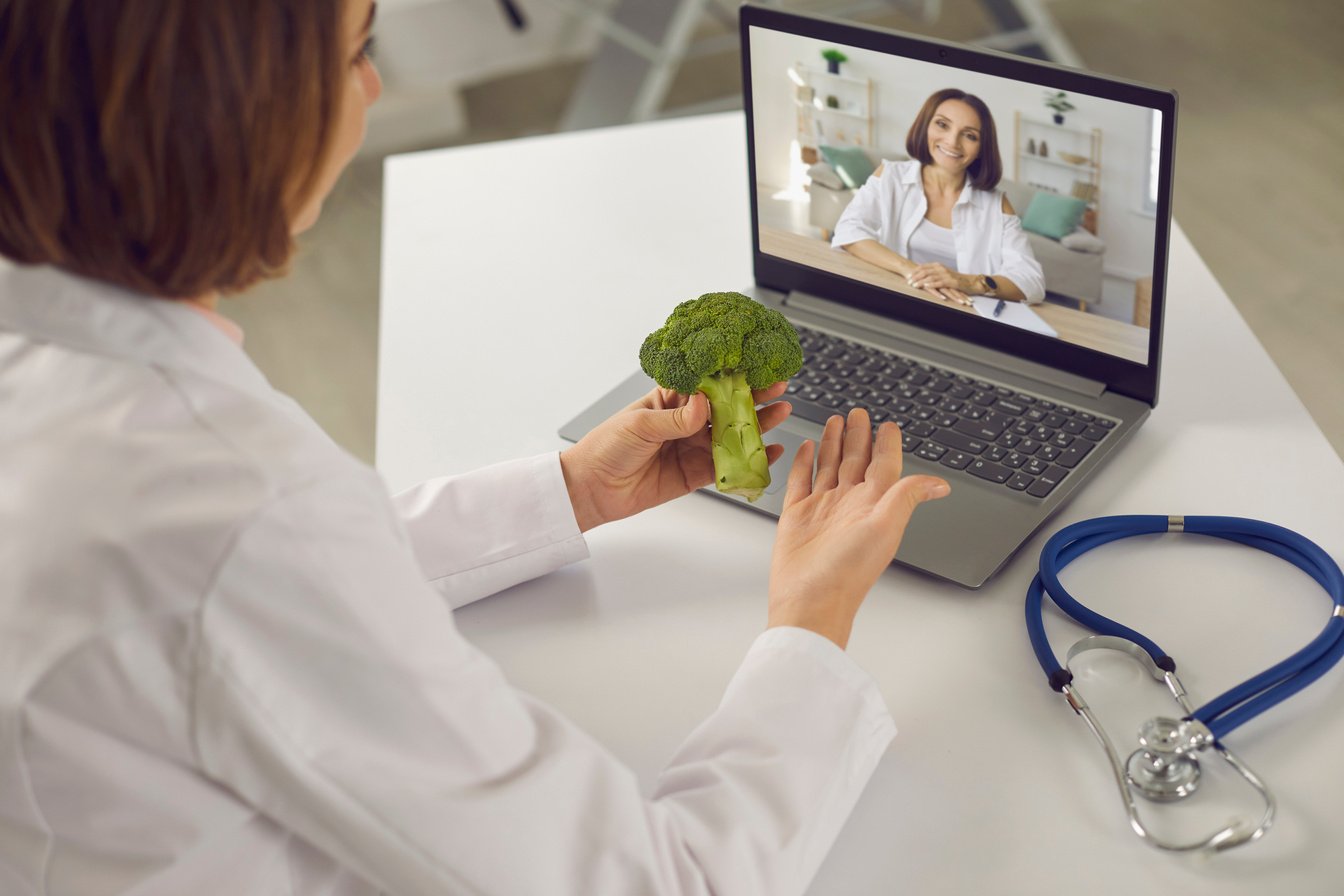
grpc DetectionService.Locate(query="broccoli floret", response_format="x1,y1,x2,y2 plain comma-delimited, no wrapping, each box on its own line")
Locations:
639,291,803,502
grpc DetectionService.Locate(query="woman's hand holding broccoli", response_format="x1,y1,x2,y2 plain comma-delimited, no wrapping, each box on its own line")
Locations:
564,292,949,651
559,382,792,533
768,408,950,649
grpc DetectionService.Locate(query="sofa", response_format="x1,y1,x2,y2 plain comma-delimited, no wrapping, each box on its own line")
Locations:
806,149,1105,307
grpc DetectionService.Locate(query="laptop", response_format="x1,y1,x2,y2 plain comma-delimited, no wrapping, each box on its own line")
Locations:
560,4,1177,588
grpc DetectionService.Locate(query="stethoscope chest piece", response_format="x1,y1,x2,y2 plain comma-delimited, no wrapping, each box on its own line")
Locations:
1126,717,1206,802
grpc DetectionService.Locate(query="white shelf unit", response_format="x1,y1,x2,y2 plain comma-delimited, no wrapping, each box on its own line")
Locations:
1013,111,1102,230
790,63,874,161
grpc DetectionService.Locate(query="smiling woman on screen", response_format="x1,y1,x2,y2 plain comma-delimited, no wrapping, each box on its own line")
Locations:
0,1,949,893
833,87,1046,307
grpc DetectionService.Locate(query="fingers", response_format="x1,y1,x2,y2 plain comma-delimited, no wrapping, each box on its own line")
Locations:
751,381,789,404
864,421,906,490
755,381,792,436
813,409,874,491
630,391,707,443
875,473,951,523
908,263,950,290
631,385,681,412
781,438,815,511
757,398,792,436
837,408,872,486
932,287,973,307
813,414,845,491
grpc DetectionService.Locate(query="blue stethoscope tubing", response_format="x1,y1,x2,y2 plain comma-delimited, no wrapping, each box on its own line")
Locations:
1026,515,1344,742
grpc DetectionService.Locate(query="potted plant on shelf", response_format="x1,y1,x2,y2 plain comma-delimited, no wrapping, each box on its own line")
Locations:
1043,90,1075,125
821,48,848,75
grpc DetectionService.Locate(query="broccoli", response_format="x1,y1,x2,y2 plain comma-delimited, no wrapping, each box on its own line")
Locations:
639,291,803,502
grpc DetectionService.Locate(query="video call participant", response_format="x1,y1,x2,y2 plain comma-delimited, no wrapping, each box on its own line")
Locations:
832,87,1046,308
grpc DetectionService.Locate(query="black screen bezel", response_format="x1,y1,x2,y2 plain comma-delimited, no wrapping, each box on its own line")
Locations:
740,4,1177,406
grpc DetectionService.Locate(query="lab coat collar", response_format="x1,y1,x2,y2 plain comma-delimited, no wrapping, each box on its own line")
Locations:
0,261,284,410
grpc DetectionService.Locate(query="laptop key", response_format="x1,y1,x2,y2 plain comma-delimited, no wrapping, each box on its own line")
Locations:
1027,465,1069,497
787,397,844,425
933,428,988,455
948,383,974,399
1056,440,1095,468
907,420,936,438
915,441,946,462
1007,472,1034,491
953,416,1004,441
968,459,1012,484
1024,456,1049,476
940,450,973,470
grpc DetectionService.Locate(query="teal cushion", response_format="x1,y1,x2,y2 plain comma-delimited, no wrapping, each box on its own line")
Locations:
819,145,876,189
1021,192,1087,240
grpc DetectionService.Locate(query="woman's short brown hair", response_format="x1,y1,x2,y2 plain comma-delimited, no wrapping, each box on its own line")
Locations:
0,0,345,298
905,88,1003,191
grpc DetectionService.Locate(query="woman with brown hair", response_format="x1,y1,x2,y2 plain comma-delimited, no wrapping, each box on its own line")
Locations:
832,87,1045,307
0,1,948,892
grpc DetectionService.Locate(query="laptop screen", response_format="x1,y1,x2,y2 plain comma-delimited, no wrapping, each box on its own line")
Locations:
741,6,1177,405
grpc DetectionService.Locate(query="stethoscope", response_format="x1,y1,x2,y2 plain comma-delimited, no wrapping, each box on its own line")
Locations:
1025,515,1344,852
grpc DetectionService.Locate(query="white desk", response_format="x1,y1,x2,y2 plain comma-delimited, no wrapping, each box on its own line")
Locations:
378,113,1344,894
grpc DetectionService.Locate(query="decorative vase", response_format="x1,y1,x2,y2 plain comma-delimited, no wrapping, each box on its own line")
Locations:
827,59,840,75
826,95,839,109
1027,138,1037,155
1053,113,1065,125
1039,139,1049,157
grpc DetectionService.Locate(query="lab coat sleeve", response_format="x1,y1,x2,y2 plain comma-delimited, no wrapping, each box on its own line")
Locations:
192,471,896,896
997,212,1046,304
390,452,589,608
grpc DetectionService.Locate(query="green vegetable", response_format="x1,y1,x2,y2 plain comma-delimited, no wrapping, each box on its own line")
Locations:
639,291,803,502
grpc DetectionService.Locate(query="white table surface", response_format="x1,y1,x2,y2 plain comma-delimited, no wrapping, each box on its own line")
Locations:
378,112,1344,894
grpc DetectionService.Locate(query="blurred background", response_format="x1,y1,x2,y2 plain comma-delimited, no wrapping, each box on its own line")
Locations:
221,0,1344,466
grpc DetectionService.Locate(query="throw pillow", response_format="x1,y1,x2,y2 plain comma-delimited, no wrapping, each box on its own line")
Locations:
819,145,876,189
1060,230,1106,254
807,161,846,191
1021,193,1088,241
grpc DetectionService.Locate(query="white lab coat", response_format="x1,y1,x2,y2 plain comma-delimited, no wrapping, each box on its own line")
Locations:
0,263,897,895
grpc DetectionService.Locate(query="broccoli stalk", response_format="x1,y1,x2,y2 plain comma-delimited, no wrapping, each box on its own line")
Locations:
639,291,804,502
696,369,770,500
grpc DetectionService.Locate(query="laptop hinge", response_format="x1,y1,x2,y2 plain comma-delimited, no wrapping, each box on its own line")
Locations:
782,289,1106,401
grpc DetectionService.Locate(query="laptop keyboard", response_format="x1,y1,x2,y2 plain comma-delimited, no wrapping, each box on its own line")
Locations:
784,325,1116,499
